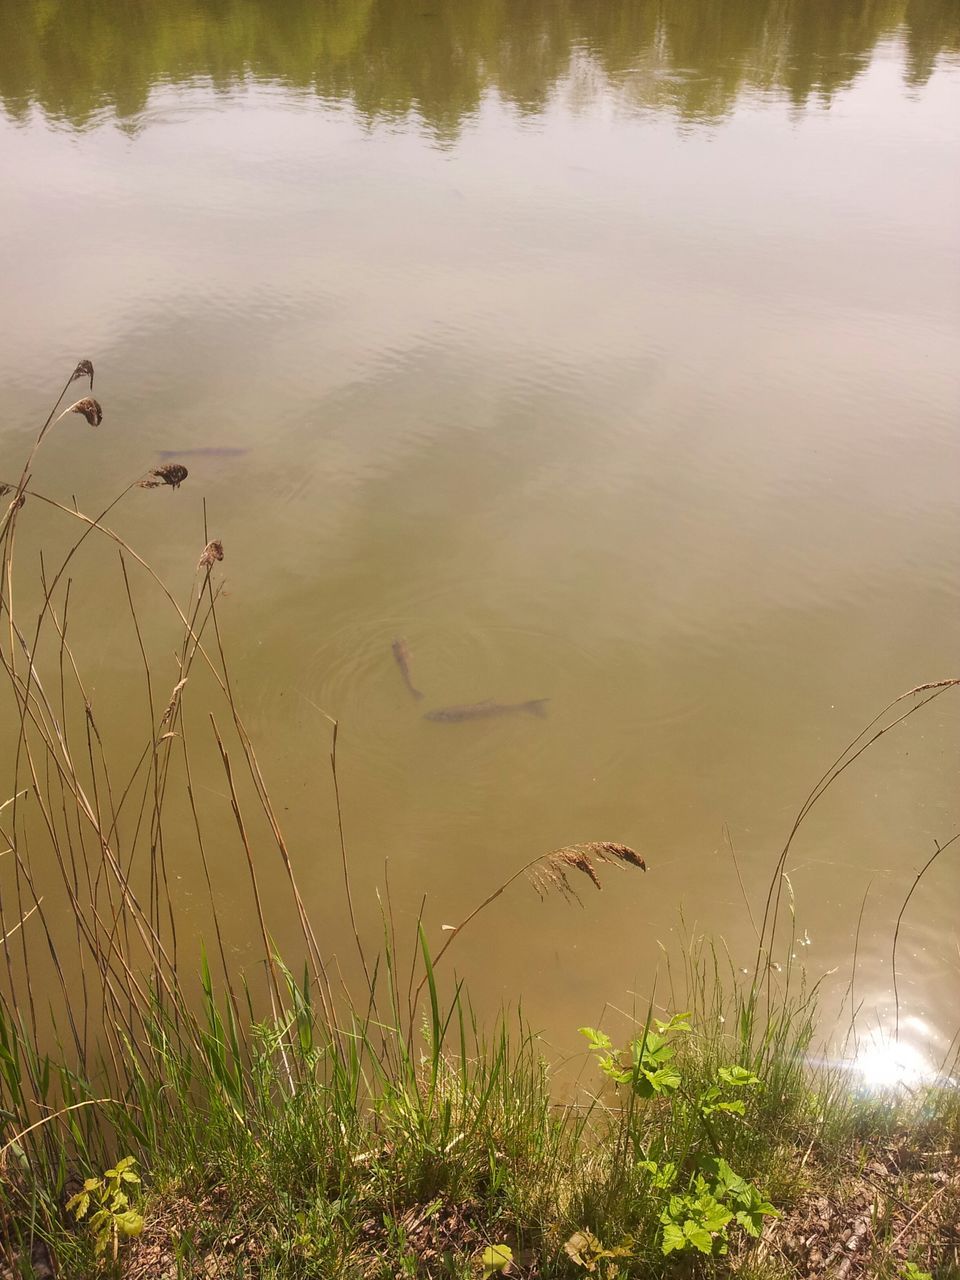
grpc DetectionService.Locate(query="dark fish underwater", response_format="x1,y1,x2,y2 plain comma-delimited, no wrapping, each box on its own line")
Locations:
156,447,249,459
391,637,424,701
424,698,549,723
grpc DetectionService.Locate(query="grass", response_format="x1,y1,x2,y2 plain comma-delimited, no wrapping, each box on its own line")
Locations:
0,363,958,1278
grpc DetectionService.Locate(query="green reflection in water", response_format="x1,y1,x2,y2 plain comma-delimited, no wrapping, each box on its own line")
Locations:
1,0,958,131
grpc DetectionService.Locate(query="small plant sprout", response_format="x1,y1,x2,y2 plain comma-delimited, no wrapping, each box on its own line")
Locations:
582,1014,777,1257
66,1155,144,1263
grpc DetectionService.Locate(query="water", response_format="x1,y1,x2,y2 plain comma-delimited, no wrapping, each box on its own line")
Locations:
1,0,958,1072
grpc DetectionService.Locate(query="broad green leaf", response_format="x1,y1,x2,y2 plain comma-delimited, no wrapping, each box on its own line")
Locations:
644,1065,681,1093
660,1221,685,1255
116,1210,144,1238
579,1027,612,1052
654,1013,692,1035
718,1065,761,1088
684,1222,714,1254
66,1191,90,1219
697,1199,733,1233
481,1243,513,1277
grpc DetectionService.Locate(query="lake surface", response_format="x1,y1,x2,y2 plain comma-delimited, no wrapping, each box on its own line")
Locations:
2,0,959,1076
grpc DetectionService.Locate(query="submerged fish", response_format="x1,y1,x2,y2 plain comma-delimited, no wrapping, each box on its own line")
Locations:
391,637,424,701
156,447,249,459
424,698,549,723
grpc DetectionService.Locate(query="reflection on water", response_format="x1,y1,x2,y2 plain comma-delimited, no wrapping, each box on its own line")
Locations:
1,0,958,1071
1,0,958,130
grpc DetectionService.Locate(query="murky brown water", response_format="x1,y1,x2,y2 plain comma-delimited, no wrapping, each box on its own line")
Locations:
2,0,959,1076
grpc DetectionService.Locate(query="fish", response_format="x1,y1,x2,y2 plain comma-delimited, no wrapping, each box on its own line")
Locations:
424,698,549,723
156,447,249,459
391,637,424,701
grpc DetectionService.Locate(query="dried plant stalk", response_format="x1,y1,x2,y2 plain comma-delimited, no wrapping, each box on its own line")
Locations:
528,842,647,901
414,841,648,1008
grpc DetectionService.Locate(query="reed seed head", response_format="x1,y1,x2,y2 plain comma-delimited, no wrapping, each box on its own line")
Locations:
140,463,188,490
198,539,224,570
527,841,646,903
71,359,95,390
70,397,103,427
160,677,188,727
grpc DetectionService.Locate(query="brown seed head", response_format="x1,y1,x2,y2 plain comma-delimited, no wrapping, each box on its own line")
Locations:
70,397,103,427
141,463,188,490
71,359,95,390
0,483,11,499
198,539,224,570
527,841,646,903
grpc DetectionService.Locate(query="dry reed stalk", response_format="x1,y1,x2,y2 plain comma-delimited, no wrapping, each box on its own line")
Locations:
753,678,960,999
203,585,339,1036
0,361,95,543
412,842,646,1011
15,484,335,1043
0,1099,115,1166
209,715,294,1088
0,901,40,944
892,831,959,1040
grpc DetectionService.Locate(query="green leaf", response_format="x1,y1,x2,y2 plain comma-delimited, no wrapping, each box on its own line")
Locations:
654,1013,692,1035
579,1027,612,1052
66,1191,90,1220
697,1198,733,1233
116,1210,144,1238
684,1222,714,1254
718,1065,761,1088
643,1065,681,1094
900,1265,933,1280
715,1099,746,1116
660,1221,686,1255
638,1159,676,1189
481,1243,513,1277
